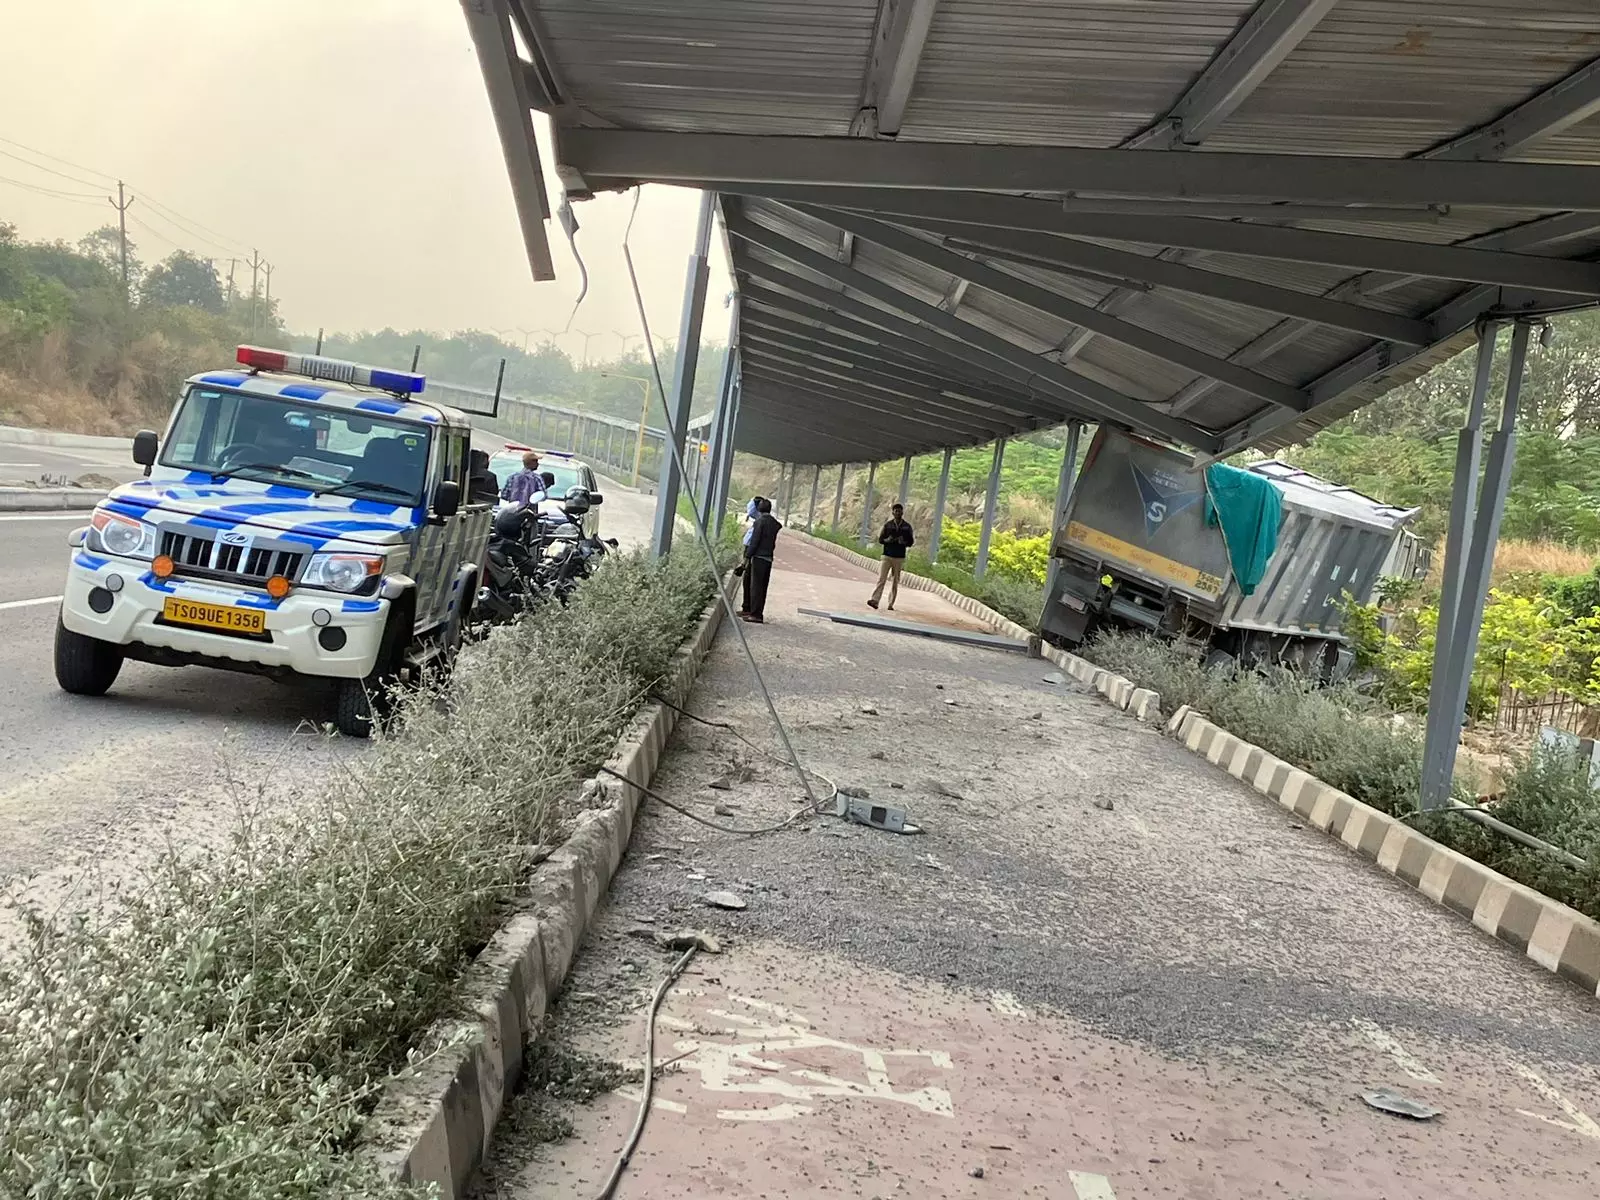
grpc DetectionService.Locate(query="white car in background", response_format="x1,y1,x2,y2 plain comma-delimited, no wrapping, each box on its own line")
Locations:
486,444,603,539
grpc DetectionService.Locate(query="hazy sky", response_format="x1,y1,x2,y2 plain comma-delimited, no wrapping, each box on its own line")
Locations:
2,0,735,361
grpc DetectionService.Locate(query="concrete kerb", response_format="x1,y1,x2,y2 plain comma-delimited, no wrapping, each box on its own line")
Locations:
0,424,132,450
360,577,733,1197
0,487,99,512
791,530,1600,1000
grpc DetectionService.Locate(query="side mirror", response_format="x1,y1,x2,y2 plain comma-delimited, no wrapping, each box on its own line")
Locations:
433,479,461,521
588,492,604,506
132,430,158,476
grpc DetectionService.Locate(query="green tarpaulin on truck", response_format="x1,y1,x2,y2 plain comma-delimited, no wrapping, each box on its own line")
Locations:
1203,464,1283,596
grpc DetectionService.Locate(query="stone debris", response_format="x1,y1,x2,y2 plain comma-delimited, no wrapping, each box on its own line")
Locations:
1042,671,1068,685
713,804,735,817
869,750,887,760
859,703,879,716
1092,796,1116,811
922,779,965,800
838,784,871,799
702,890,747,911
1361,1088,1441,1121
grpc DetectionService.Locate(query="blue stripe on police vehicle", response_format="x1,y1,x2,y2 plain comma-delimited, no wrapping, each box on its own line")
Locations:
53,345,496,739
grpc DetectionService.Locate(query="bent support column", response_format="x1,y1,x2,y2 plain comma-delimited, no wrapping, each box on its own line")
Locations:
1420,320,1533,808
651,190,716,557
712,373,740,535
832,463,847,529
974,438,1006,579
859,462,878,544
807,464,822,530
1043,420,1084,604
928,447,953,563
897,455,912,505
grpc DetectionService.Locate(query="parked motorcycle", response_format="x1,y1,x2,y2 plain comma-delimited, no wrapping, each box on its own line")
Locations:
473,486,609,626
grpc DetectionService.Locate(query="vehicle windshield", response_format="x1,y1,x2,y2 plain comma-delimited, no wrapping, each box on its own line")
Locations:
489,452,580,497
161,387,431,506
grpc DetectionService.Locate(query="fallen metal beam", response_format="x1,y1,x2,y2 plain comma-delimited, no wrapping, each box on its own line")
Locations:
797,607,1031,653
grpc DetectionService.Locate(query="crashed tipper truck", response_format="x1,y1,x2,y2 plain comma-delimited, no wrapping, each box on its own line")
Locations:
1041,428,1425,681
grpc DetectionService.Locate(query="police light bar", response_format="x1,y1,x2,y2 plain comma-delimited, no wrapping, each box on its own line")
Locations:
503,442,533,451
543,449,575,459
236,346,427,395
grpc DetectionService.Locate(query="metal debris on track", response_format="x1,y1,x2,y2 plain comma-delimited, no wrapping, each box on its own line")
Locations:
1361,1088,1441,1120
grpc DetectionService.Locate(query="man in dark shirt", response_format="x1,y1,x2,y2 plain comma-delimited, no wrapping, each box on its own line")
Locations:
868,503,914,610
742,497,782,624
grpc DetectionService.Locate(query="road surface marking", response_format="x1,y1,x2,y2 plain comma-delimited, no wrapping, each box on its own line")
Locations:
1515,1063,1600,1141
1069,1171,1118,1199
1353,1019,1441,1084
658,994,954,1121
0,513,92,522
991,990,1028,1018
0,595,62,612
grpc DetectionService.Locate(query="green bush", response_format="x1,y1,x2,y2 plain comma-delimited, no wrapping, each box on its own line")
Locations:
0,549,720,1198
1084,630,1600,920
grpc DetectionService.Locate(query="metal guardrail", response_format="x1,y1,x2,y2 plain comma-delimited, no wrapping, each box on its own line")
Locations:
427,380,671,485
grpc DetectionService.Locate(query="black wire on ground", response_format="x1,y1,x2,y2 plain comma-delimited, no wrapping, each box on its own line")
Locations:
595,764,822,836
592,943,699,1200
648,691,840,808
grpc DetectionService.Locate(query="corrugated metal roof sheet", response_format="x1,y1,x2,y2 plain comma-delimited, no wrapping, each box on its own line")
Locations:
487,0,1600,464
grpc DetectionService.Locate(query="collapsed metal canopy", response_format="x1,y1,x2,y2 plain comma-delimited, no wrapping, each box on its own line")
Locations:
468,0,1600,465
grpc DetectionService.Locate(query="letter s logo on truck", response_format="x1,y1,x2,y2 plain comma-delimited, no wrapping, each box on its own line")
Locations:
1131,463,1201,540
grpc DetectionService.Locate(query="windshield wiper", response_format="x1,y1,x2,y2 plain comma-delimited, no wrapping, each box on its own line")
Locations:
212,463,323,485
322,479,416,500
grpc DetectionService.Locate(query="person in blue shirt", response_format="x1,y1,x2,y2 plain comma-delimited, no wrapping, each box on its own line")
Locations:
501,451,548,506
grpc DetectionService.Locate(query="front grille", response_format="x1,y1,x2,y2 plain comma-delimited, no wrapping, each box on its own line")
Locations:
158,525,308,585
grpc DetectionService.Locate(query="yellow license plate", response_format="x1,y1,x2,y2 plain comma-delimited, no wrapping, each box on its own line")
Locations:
161,598,266,635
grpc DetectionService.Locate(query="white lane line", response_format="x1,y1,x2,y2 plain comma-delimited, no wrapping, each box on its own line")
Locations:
1515,1064,1600,1141
1352,1019,1441,1084
1069,1171,1118,1199
0,512,93,522
0,595,62,612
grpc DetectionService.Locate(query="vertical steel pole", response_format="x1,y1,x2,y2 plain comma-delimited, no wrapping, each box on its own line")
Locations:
859,462,878,543
974,438,1006,579
1043,420,1084,603
704,330,738,533
928,447,953,563
897,455,912,504
651,190,716,557
1421,320,1532,808
807,464,822,530
832,463,847,529
713,374,741,535
1420,325,1499,806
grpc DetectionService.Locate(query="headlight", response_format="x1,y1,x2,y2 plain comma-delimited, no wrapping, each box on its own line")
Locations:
89,509,156,559
546,541,572,560
301,552,384,593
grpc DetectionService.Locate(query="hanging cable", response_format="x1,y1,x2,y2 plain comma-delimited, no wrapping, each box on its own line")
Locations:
558,193,589,332
619,187,820,811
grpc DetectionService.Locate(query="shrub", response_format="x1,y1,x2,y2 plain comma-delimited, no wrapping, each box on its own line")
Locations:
0,549,720,1198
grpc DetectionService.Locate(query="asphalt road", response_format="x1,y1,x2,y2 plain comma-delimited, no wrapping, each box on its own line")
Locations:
0,431,659,946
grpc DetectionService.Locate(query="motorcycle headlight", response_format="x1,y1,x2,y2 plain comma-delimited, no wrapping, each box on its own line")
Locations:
546,542,572,560
302,552,384,594
89,509,156,559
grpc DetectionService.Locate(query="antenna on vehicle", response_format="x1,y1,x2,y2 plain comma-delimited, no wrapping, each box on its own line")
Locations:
491,358,506,419
411,345,421,372
314,327,324,355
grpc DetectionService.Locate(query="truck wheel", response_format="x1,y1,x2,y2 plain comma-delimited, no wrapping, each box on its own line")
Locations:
54,619,123,695
1202,647,1237,674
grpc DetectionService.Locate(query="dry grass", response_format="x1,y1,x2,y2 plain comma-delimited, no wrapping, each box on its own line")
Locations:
1423,537,1598,589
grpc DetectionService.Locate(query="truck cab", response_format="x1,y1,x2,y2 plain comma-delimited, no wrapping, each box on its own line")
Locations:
54,345,495,737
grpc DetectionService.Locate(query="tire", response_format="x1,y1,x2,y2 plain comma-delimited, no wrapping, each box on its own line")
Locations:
333,675,383,738
54,619,123,696
1202,647,1237,674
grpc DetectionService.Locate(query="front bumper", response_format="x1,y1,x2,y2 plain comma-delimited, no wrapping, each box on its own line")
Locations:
60,553,389,679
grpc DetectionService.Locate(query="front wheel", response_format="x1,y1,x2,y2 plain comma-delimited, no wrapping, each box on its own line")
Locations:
333,674,387,738
54,619,124,695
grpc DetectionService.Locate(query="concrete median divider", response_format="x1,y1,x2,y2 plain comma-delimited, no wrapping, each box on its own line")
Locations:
793,529,1600,1000
0,487,98,512
360,577,732,1197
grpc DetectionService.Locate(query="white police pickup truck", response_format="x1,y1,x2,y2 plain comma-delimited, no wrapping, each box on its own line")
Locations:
55,345,495,737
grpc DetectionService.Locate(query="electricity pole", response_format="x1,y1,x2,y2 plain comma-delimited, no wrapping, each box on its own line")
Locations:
247,249,264,336
263,262,274,307
107,181,134,301
225,258,237,303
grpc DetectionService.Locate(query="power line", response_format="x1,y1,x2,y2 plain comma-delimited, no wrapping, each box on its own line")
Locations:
0,135,251,256
0,174,104,203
